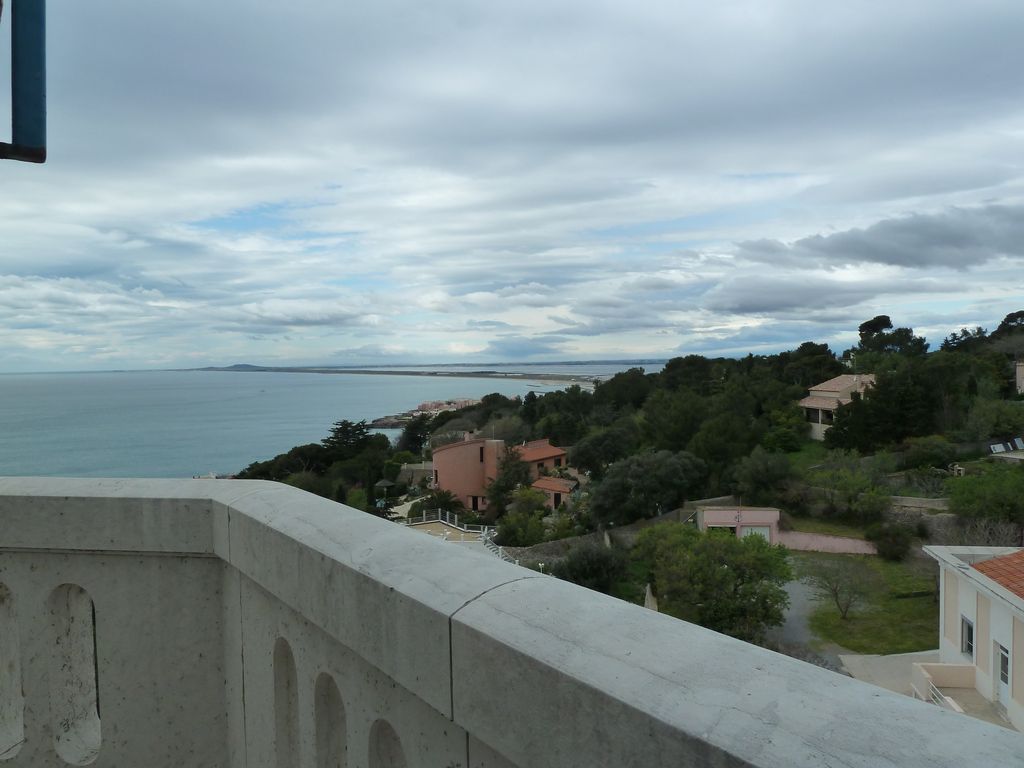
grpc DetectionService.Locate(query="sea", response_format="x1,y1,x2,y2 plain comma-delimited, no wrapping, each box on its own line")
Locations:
0,362,663,478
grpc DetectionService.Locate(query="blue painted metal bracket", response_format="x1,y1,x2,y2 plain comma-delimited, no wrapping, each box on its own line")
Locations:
0,0,47,163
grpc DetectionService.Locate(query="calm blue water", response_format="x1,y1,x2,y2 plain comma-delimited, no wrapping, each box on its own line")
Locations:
0,370,582,478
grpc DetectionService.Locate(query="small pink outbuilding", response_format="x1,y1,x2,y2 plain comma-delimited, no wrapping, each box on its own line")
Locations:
694,506,780,544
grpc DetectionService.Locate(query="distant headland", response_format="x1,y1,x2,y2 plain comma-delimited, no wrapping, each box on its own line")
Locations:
192,362,662,386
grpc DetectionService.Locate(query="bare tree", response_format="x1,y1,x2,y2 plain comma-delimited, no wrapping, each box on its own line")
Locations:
798,556,879,620
941,518,1023,547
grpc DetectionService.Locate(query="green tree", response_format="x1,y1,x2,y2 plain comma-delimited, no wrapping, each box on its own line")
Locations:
237,442,330,480
963,399,1024,440
323,419,372,460
570,425,638,480
283,471,338,500
854,315,928,357
991,310,1024,340
520,390,540,425
479,414,530,443
865,523,913,561
659,355,715,394
826,362,938,451
733,447,793,506
633,524,791,644
941,326,988,353
345,487,368,511
780,342,845,387
593,367,653,410
484,446,532,520
550,546,626,594
687,412,757,490
811,450,889,521
902,435,956,469
494,511,545,547
396,414,431,454
590,450,706,526
947,465,1024,541
494,488,549,547
760,406,808,453
642,388,708,452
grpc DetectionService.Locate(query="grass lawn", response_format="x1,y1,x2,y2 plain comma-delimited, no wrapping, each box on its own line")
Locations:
795,552,939,654
786,516,867,540
788,440,830,474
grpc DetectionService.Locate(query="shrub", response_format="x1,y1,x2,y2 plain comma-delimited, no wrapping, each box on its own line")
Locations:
495,510,545,547
345,487,368,511
550,546,626,594
850,489,890,526
902,435,956,470
865,523,913,561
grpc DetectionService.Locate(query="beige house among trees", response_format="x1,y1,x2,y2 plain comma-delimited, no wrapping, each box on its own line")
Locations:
798,374,876,440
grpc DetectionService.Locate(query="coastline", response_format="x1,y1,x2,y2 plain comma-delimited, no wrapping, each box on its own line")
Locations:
197,364,600,387
196,364,603,430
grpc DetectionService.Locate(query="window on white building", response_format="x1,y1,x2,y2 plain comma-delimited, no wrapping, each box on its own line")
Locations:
960,617,974,658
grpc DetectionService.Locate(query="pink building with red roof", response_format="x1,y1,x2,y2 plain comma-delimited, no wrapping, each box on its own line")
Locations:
431,436,570,512
515,438,568,478
920,546,1024,731
430,437,503,513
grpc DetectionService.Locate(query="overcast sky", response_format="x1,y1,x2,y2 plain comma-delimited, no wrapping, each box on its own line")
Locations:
1,0,1023,371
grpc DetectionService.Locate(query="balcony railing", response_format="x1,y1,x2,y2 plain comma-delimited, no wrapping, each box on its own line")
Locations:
0,477,1022,767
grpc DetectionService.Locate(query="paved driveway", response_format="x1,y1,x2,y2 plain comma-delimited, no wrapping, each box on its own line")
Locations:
777,530,876,555
767,567,854,672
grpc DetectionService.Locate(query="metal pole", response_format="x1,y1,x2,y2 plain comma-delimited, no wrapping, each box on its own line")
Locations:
1,0,47,162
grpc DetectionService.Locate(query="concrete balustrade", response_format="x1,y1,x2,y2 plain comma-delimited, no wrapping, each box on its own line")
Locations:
0,477,1022,767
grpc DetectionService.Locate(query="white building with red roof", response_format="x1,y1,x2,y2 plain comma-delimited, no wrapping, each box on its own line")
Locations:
798,373,876,440
919,546,1024,731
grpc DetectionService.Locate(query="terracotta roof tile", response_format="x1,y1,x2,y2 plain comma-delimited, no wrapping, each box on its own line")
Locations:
531,477,577,494
973,549,1024,599
810,374,876,393
516,440,566,462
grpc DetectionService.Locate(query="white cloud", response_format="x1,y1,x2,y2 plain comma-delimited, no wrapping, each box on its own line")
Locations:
2,1,1023,369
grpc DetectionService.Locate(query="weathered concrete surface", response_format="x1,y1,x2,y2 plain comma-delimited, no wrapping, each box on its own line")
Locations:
841,651,940,696
2,478,1024,768
451,575,1024,768
0,551,229,767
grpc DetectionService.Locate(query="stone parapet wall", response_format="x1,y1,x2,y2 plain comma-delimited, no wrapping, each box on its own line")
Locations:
1,478,1021,767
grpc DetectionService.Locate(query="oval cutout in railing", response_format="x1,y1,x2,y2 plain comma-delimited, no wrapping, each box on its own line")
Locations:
47,584,101,765
368,719,406,768
274,638,299,768
0,583,25,761
315,673,347,768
